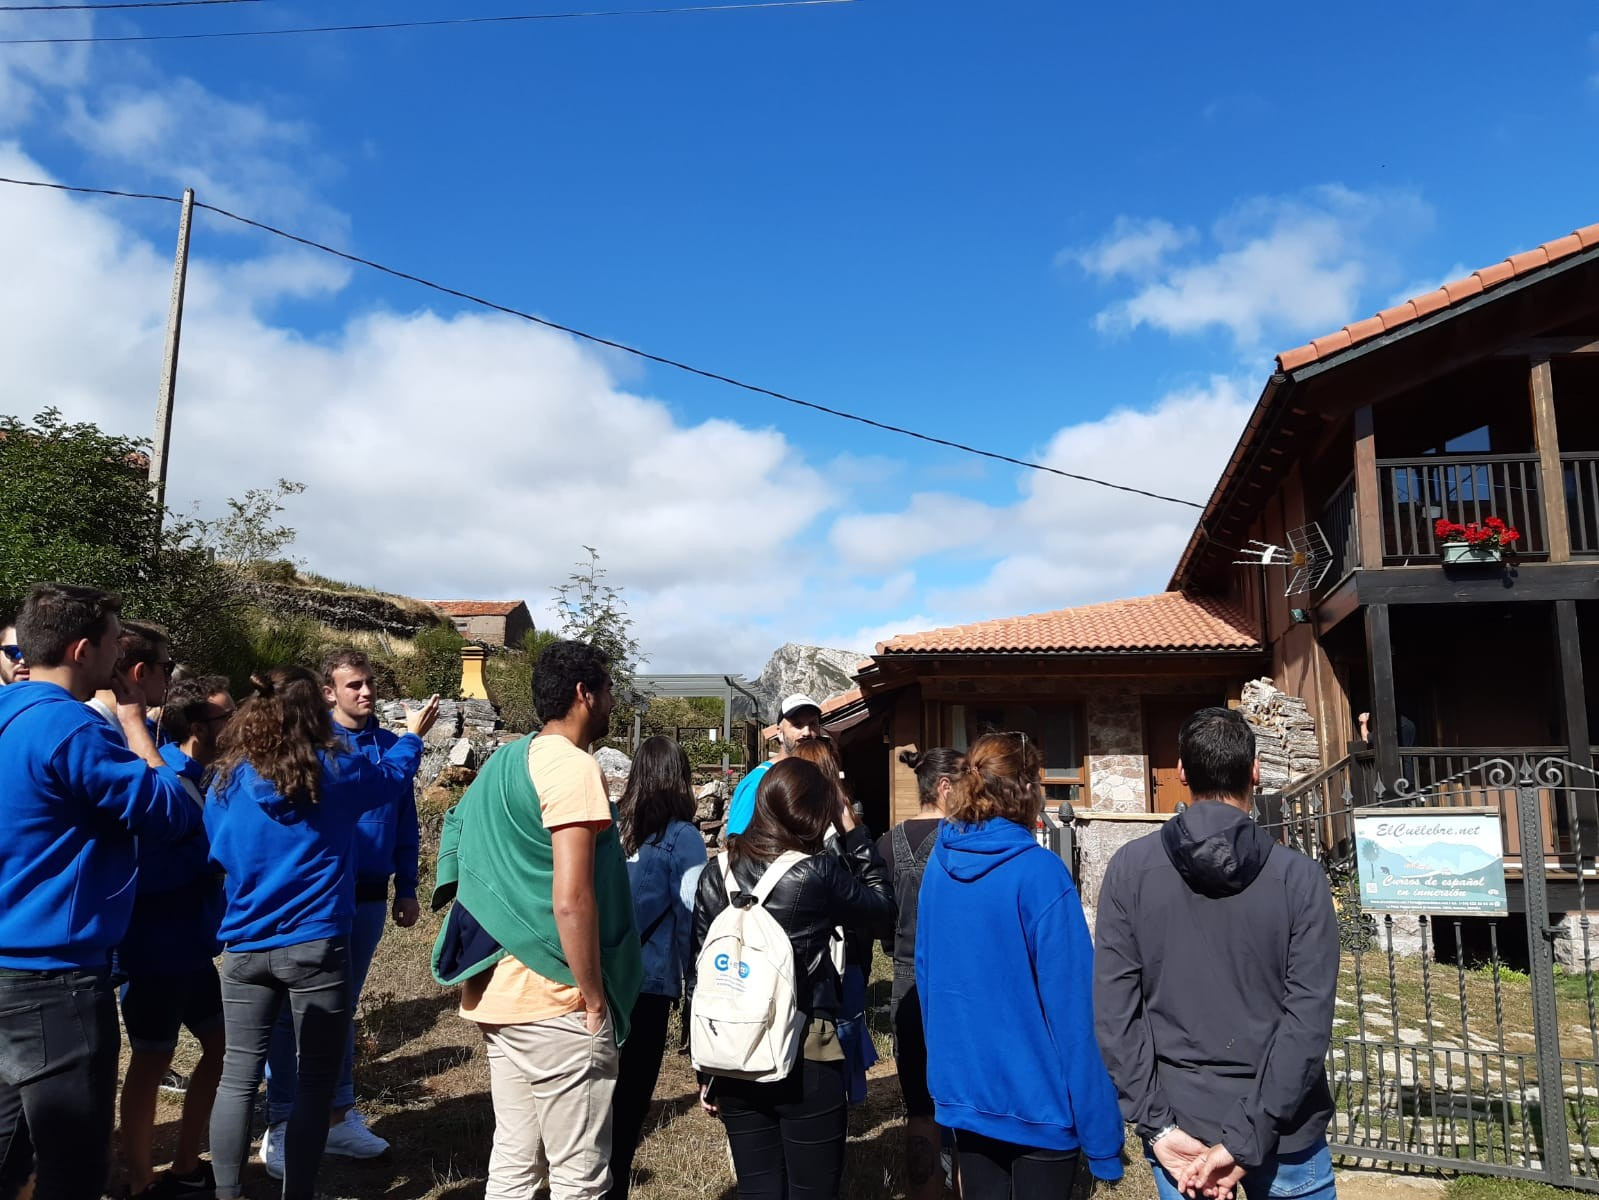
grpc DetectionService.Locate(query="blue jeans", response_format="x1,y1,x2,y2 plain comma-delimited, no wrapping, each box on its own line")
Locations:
1146,1138,1336,1200
265,900,386,1123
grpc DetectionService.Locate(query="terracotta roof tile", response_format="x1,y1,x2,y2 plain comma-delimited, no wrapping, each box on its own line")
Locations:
427,600,525,617
1275,221,1599,372
876,592,1260,655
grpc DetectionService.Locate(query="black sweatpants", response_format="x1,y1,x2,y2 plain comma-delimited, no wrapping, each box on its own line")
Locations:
956,1130,1081,1200
718,1056,847,1200
606,992,673,1200
0,968,120,1200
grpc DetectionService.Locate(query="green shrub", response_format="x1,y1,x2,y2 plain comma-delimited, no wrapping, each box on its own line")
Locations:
485,649,535,733
394,624,464,699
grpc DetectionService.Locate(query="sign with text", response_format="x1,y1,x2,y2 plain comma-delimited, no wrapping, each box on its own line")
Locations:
1354,807,1508,916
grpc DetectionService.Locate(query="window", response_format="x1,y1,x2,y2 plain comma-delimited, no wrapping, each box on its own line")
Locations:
942,701,1085,797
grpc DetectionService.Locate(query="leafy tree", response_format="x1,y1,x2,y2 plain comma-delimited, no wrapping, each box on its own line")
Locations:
552,547,644,700
394,623,464,700
0,409,312,687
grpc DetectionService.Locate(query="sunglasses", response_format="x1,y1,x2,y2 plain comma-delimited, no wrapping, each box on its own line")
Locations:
1,645,22,663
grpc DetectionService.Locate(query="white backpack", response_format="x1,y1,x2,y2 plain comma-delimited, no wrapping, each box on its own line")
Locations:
690,850,810,1082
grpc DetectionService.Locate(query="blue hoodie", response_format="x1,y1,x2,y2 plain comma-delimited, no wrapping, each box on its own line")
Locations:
332,717,423,900
915,817,1125,1180
205,739,419,953
117,744,225,974
0,681,200,969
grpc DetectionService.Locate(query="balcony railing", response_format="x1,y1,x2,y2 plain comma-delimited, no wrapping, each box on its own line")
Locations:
1377,454,1547,562
1563,452,1599,556
1315,473,1359,592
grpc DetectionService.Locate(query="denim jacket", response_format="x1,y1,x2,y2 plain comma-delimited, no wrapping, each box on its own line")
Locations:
627,819,707,999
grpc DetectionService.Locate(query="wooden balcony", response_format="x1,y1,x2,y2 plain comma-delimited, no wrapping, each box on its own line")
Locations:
1563,452,1599,556
1376,454,1549,563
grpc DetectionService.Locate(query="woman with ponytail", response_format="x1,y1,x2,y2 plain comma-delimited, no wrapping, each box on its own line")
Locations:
879,746,965,1200
915,733,1124,1198
204,668,437,1200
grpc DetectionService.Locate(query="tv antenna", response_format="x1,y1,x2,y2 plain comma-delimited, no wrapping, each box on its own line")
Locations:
1233,522,1334,596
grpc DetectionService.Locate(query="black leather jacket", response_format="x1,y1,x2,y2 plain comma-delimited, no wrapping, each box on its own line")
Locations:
691,825,894,1021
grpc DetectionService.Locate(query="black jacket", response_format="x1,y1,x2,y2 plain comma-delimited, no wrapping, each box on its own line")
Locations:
692,825,894,1021
1092,801,1338,1169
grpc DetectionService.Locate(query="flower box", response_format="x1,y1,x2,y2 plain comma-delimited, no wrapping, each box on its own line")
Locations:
1441,541,1503,566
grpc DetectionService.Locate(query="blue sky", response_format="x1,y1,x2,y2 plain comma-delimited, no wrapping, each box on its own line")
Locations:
2,1,1597,672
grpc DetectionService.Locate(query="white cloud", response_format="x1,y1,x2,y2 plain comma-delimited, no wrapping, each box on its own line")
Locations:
0,10,92,130
824,376,1256,644
0,147,842,673
1078,185,1433,349
1067,216,1195,279
1386,261,1470,309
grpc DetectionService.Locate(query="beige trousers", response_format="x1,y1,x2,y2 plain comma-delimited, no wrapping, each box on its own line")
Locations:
482,1011,619,1200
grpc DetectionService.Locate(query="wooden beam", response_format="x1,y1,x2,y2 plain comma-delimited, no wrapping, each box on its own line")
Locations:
1530,356,1571,564
1353,404,1383,569
1554,600,1592,775
1496,337,1599,357
1364,604,1402,790
1355,562,1599,606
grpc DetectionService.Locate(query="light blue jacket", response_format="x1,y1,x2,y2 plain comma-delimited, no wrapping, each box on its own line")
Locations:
626,819,707,998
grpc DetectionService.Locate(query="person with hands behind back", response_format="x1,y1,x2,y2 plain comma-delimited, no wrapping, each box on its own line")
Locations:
203,668,438,1200
1093,708,1338,1200
691,757,895,1200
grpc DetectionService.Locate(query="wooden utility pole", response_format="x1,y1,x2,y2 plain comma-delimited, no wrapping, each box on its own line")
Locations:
148,187,195,519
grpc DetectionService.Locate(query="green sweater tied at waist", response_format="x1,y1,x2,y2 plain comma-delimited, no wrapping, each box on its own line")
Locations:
431,733,643,1044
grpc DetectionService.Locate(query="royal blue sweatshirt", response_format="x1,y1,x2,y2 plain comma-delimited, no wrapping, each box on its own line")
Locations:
117,744,225,974
332,716,423,900
915,817,1126,1180
205,738,419,953
0,681,200,970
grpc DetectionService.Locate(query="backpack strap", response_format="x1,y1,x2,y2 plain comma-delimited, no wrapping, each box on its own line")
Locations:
720,849,810,908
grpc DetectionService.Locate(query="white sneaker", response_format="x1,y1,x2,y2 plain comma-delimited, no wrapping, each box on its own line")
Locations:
323,1109,390,1159
259,1122,286,1180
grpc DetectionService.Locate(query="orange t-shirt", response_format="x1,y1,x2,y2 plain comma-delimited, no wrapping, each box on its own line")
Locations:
458,734,614,1025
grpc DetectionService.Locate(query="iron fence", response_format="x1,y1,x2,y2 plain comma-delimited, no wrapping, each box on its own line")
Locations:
1265,756,1599,1188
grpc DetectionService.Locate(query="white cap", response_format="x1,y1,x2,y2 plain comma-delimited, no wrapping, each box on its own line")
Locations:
779,693,822,721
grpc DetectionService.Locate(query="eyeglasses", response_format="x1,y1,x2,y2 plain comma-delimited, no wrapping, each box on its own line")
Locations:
1,645,22,663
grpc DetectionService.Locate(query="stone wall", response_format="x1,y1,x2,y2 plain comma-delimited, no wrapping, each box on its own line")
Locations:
1073,813,1168,929
1087,691,1145,813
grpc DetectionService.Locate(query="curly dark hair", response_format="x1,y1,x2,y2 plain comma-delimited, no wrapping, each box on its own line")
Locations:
532,640,611,723
214,665,337,806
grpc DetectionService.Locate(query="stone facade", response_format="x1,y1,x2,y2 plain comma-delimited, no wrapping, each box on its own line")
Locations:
1074,813,1167,929
1088,691,1146,813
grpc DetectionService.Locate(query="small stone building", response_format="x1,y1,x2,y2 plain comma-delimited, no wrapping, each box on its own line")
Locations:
427,600,534,648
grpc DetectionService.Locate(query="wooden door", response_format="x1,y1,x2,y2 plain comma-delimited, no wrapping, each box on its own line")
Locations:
1145,698,1206,813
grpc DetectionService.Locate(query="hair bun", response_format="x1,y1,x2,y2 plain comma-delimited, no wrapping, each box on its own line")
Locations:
898,748,923,770
248,673,273,698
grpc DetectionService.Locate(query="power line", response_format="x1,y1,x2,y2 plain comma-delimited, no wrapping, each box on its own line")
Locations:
0,0,856,43
0,173,1206,510
0,0,262,9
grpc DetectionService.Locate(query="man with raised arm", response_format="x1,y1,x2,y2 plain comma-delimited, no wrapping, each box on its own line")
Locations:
1093,706,1340,1200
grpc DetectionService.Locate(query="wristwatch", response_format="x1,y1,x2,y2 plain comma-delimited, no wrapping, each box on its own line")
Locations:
1150,1124,1180,1145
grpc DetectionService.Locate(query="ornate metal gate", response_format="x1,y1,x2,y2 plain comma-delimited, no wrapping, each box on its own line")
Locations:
1275,756,1599,1188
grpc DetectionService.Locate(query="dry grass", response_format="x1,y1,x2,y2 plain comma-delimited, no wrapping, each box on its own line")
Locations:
136,804,1159,1199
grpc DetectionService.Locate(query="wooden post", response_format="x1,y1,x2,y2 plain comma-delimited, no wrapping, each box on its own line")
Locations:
1530,356,1571,563
1353,404,1383,570
149,187,194,522
1554,600,1591,772
1364,603,1401,789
